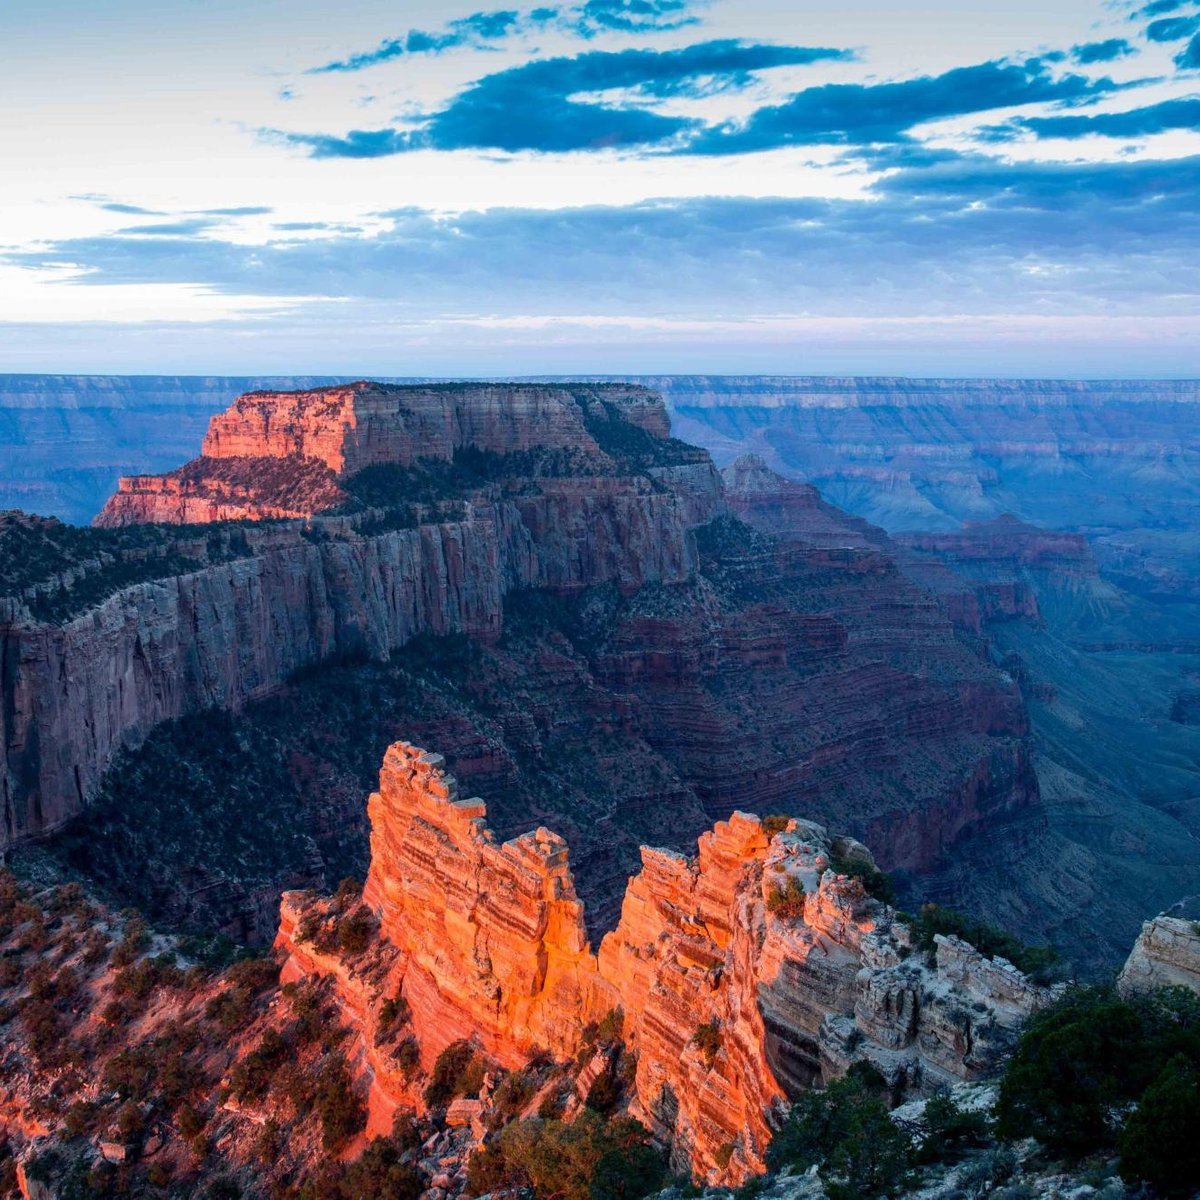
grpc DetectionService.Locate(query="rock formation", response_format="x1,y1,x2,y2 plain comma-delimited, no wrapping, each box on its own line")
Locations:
1118,913,1200,998
277,741,1052,1183
95,381,671,526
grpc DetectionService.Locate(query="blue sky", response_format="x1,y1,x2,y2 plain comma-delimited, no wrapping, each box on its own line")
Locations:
1,0,1198,375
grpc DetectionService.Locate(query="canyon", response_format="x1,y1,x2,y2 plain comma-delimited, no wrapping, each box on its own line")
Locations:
4,383,1043,969
1,376,1199,1197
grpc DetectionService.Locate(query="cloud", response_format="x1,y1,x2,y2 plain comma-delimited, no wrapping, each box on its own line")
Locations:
1071,38,1137,63
311,0,707,72
1178,32,1200,65
312,8,530,72
983,96,1200,140
570,0,699,37
115,219,220,236
1145,14,1200,40
199,206,274,216
100,202,166,216
277,40,851,157
1135,0,1193,15
683,58,1116,154
14,156,1200,329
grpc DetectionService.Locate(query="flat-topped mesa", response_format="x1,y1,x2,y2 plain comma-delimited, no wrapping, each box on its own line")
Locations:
203,382,671,472
895,514,1096,575
96,381,675,526
278,740,1053,1185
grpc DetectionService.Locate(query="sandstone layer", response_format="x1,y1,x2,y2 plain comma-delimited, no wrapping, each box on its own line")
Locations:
278,741,1051,1183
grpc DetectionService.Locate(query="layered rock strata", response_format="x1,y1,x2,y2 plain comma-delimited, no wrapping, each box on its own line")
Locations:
1117,913,1200,998
278,742,1051,1183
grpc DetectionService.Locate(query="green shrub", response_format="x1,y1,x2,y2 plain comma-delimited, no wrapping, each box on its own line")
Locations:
585,1069,621,1116
997,985,1200,1159
829,854,894,905
761,815,791,838
177,1104,205,1139
424,1039,486,1108
691,1020,722,1068
1118,1054,1200,1198
466,1111,666,1200
337,906,375,957
313,1056,367,1152
916,1094,990,1164
766,876,806,920
394,1036,421,1082
904,904,1062,981
766,1072,913,1200
230,1028,290,1103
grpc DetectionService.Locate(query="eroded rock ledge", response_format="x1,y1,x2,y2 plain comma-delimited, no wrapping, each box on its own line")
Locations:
277,741,1051,1183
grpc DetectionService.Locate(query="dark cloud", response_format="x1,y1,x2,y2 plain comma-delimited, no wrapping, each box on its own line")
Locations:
1071,38,1137,63
279,40,851,157
983,96,1200,140
1178,32,1200,65
1145,14,1200,40
683,58,1116,154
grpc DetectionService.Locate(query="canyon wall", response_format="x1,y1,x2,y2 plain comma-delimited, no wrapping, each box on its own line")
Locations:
278,741,1051,1183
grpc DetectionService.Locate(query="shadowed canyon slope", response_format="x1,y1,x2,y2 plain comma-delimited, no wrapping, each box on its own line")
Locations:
4,382,1045,971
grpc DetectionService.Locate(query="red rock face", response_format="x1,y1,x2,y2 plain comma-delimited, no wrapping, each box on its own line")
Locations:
277,740,1053,1184
99,455,347,526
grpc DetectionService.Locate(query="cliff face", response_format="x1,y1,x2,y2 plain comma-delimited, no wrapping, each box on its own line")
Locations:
1118,913,1200,998
277,741,1051,1183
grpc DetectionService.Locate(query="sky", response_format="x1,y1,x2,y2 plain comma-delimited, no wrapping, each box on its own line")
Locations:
1,0,1199,376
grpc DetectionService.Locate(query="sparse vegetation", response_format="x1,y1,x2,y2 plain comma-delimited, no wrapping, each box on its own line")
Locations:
829,853,895,904
766,1063,913,1200
901,903,1063,982
691,1019,722,1068
466,1110,666,1200
425,1039,488,1109
766,875,807,919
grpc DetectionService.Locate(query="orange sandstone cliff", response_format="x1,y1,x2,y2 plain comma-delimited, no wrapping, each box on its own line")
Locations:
277,742,1051,1184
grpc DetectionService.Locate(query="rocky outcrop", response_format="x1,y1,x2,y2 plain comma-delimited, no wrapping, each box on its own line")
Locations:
277,741,1052,1184
102,455,348,524
1117,913,1200,998
361,743,616,1066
